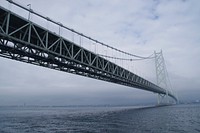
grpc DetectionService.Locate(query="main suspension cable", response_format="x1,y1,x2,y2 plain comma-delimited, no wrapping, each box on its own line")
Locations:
98,53,155,61
6,0,156,60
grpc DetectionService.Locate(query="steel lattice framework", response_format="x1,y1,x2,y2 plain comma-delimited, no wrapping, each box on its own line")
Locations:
0,5,177,101
155,51,169,103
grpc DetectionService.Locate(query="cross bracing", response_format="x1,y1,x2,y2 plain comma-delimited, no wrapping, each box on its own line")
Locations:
0,5,177,102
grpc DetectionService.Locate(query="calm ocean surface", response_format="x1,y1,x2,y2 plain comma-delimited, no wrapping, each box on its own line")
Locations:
0,104,200,133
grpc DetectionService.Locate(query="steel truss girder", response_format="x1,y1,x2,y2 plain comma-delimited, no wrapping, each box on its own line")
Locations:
0,5,173,97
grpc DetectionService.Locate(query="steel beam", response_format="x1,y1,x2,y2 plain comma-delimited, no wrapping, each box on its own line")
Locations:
0,5,177,101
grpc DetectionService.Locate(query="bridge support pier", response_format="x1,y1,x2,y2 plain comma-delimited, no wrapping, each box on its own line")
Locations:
157,93,169,105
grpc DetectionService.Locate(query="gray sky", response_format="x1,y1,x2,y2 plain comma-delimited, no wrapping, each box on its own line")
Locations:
0,0,200,106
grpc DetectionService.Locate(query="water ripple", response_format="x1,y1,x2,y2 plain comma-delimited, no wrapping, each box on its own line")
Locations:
0,104,200,133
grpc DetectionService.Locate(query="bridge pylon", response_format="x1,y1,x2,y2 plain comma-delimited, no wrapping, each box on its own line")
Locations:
154,50,171,105
0,2,177,103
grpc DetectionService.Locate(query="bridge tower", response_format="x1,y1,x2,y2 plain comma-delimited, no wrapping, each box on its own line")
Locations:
154,50,170,105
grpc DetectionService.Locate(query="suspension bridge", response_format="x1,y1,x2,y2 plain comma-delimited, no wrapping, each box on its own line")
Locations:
0,0,178,104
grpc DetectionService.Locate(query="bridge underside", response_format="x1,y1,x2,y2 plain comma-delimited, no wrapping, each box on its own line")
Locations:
0,5,177,101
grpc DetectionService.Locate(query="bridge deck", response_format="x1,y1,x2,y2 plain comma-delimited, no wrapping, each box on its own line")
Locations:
0,5,177,101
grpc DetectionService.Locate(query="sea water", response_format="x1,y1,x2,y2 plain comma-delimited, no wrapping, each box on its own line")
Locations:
0,104,200,133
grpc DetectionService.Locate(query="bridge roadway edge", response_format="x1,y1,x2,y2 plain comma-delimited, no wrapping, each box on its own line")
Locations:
0,5,177,102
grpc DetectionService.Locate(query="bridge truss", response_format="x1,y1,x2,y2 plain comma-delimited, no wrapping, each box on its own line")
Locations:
0,2,177,102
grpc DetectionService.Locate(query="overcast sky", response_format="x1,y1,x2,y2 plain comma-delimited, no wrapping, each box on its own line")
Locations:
0,0,200,106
